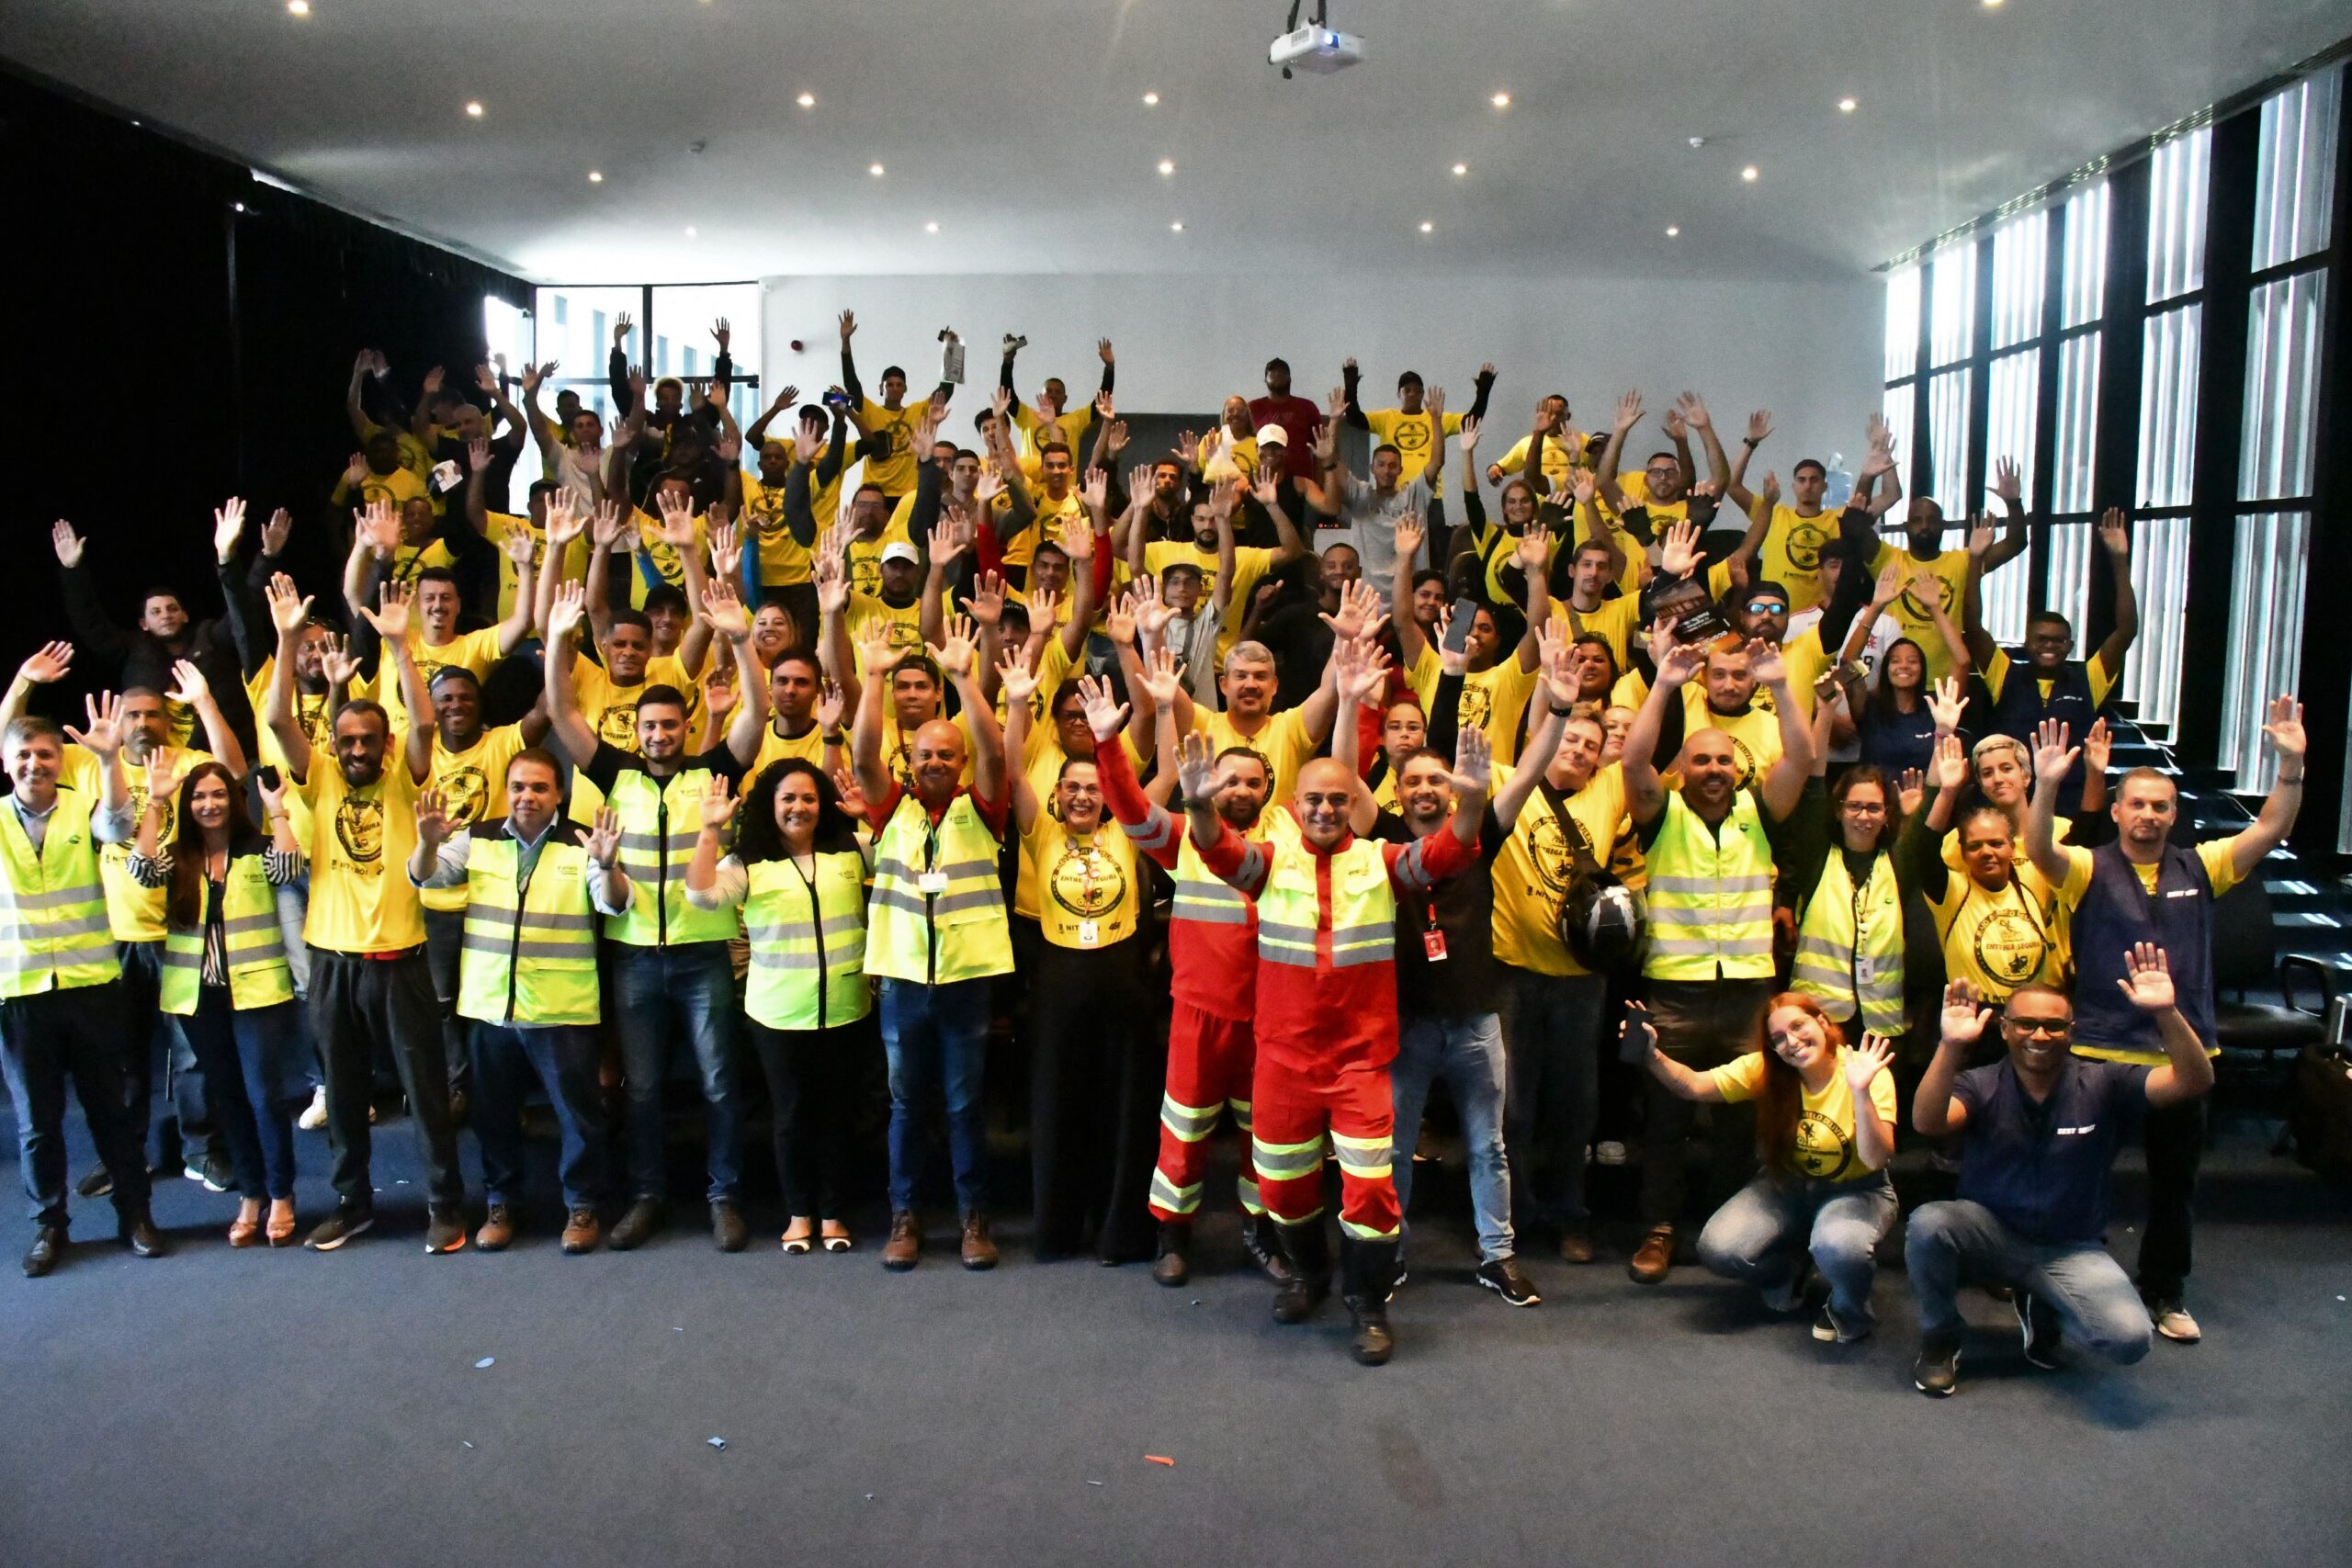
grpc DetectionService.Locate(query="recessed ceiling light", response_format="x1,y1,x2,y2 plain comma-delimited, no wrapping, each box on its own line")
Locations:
1419,221,1434,233
1838,96,1859,113
684,225,697,237
1666,225,1681,237
925,221,939,233
287,0,310,14
1170,221,1185,232
869,163,886,176
1452,163,1468,176
232,201,246,213
1982,0,2003,7
1142,91,1160,106
465,101,483,118
1741,164,1759,182
587,170,604,184
1491,92,1512,108
797,92,816,108
1158,159,1175,176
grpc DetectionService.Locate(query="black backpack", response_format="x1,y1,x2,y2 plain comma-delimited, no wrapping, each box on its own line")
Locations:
1539,781,1645,975
2289,1042,2352,1187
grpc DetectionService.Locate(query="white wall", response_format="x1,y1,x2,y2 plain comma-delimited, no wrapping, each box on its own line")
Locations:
761,270,1883,474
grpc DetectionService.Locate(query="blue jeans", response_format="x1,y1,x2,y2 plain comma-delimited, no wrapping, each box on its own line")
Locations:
177,989,300,1201
1905,1200,2153,1362
472,1022,609,1211
608,942,742,1203
877,976,992,1213
1497,964,1609,1228
1697,1170,1897,1334
1391,1010,1513,1263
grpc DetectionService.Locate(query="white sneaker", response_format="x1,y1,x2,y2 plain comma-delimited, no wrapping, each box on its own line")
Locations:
2149,1298,2202,1343
1594,1140,1628,1168
298,1088,328,1131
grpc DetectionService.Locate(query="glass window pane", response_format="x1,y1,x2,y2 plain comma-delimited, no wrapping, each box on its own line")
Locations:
2052,333,2101,513
1881,388,1915,496
2254,64,2342,272
2241,271,2328,502
1927,369,1972,520
2045,521,2093,642
2062,182,2109,328
1985,348,2041,506
1989,212,2048,350
649,282,766,451
2118,515,2192,728
1929,243,1977,367
1884,265,1921,382
2136,304,2199,509
2146,128,2211,304
2219,511,2310,792
533,285,640,438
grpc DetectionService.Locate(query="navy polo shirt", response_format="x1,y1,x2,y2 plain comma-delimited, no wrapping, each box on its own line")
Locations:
1952,1056,2151,1245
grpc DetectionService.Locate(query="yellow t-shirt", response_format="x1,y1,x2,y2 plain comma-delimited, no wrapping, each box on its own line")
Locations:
340,463,432,515
485,512,585,625
2058,840,2242,1064
1981,648,2119,710
631,508,707,605
1015,402,1097,465
1491,434,1576,493
836,518,914,600
855,396,934,496
1144,540,1274,663
355,416,435,486
247,665,338,852
1197,705,1319,806
574,653,701,755
845,593,926,674
990,482,1086,573
1197,432,1260,483
1552,593,1643,672
62,745,213,942
420,722,529,914
1364,408,1466,496
1679,688,1785,792
377,625,504,729
750,720,830,778
1866,544,1972,682
379,536,457,586
1611,468,1690,531
1408,644,1545,766
1023,818,1141,951
1706,1047,1899,1183
1489,760,1629,977
740,473,810,588
1758,505,1839,613
300,757,425,953
1927,860,2069,1003
1013,722,1144,921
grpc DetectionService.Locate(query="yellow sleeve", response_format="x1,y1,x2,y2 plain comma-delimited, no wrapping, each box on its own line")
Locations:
1705,561,1733,602
1868,1066,1900,1128
1982,648,2012,701
2059,844,2096,907
2199,839,2245,897
2086,650,2117,708
1703,1052,1769,1103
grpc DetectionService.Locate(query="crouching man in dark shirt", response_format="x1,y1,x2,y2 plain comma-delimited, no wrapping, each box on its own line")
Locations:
1904,949,2214,1397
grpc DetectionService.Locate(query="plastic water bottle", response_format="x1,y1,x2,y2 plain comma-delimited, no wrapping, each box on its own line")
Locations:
1823,451,1855,509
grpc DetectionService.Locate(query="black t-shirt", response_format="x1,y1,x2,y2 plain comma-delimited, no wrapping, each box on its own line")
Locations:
582,739,749,799
1258,598,1334,710
1374,805,1505,1018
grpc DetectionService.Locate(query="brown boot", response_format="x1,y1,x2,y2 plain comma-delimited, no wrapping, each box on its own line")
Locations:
959,1210,998,1270
474,1204,514,1253
560,1208,602,1255
882,1210,921,1271
1557,1225,1597,1265
1628,1224,1675,1283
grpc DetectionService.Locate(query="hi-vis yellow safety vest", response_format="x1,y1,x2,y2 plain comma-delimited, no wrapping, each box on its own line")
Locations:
1255,835,1395,971
1642,790,1775,981
744,853,872,1031
456,832,600,1026
160,851,293,1014
865,791,1012,986
0,790,120,998
604,766,737,948
1792,849,1905,1034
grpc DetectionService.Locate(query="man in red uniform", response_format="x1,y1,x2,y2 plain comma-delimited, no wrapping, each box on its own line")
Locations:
1086,654,1287,1288
1175,706,1490,1365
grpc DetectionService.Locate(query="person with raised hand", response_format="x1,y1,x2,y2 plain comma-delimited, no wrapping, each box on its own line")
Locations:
543,569,768,1256
0,682,160,1276
854,597,1012,1275
837,307,956,503
1905,953,2214,1396
1642,998,1899,1344
1898,729,2069,1009
2023,701,2305,1345
1395,519,1553,765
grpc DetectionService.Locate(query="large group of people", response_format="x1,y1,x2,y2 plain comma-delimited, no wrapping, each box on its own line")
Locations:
0,319,2310,1394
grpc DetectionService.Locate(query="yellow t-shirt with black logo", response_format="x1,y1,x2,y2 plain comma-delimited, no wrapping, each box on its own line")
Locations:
1706,1047,1898,1182
1015,402,1097,465
62,745,212,942
845,593,926,676
1490,761,1629,977
836,519,914,601
740,474,810,588
990,483,1086,573
1927,861,2067,1003
1678,690,1785,794
488,512,587,624
420,723,528,915
300,758,425,953
1611,468,1690,532
856,397,934,496
630,508,707,606
1759,505,1838,613
378,626,503,732
1866,543,1972,682
247,664,338,852
1406,644,1545,767
1022,817,1141,951
1364,408,1465,496
1491,434,1577,493
1551,593,1643,672
1195,705,1318,807
1014,718,1144,921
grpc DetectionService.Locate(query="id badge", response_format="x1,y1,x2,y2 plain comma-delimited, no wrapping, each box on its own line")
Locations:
1422,929,1449,961
1079,919,1100,947
918,870,949,896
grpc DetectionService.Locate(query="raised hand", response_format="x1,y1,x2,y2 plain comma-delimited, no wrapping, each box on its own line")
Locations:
1080,468,1109,516
1895,767,1926,818
960,569,1007,629
477,363,501,394
2263,694,2307,759
1966,516,1996,558
698,580,752,642
1175,428,1201,467
1135,645,1183,710
1931,730,1968,794
1394,513,1426,566
1130,575,1175,644
1537,621,1578,707
265,573,313,637
1926,674,1968,733
1449,723,1494,797
588,500,628,552
67,692,128,757
2118,942,2177,1013
1102,589,1138,649
361,579,414,643
500,524,537,569
262,506,293,557
1570,467,1599,508
1424,386,1446,423
1335,637,1388,711
1023,585,1063,636
1175,728,1227,801
1746,637,1787,687
320,633,362,691
2097,506,2131,558
1655,632,1706,691
1515,521,1553,572
164,659,209,706
212,497,248,562
1673,391,1712,431
703,661,739,728
2082,716,2112,777
1659,519,1704,579
468,437,493,474
1746,409,1774,446
413,787,452,847
614,311,635,348
1320,578,1387,643
583,807,624,865
256,766,288,824
933,615,979,678
995,646,1040,709
696,774,739,832
710,317,731,353
1871,560,1904,607
1991,456,2021,505
653,487,698,547
358,498,401,557
1459,413,1483,455
51,518,85,569
837,310,856,343
1077,673,1130,742
1845,1032,1895,1092
2030,718,2078,785
548,580,589,643
1758,470,1781,512
1939,978,1993,1045
18,641,74,685
144,754,185,813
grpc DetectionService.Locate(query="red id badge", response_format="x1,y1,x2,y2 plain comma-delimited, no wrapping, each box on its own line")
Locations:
1422,929,1448,961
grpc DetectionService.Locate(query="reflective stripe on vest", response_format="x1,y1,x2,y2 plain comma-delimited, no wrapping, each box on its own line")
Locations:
744,852,873,1032
455,836,601,1025
1641,792,1777,981
604,768,736,948
1169,808,1295,930
864,792,1013,985
160,856,293,1015
1792,849,1905,1033
1254,835,1396,972
0,791,121,998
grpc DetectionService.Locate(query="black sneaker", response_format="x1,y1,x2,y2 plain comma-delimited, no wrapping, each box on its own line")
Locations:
1913,1337,1962,1397
74,1166,113,1200
711,1201,750,1253
2015,1290,2062,1369
424,1207,468,1254
185,1151,234,1193
1813,1305,1870,1344
1476,1256,1542,1307
306,1203,375,1251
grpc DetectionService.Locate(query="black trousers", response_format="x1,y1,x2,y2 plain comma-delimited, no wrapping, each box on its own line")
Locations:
309,947,465,1211
423,907,472,1097
0,982,153,1228
1027,937,1159,1262
746,1016,870,1221
1639,977,1770,1227
2137,1094,2204,1300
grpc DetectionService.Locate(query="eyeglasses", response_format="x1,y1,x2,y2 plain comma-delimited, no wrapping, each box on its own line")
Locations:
1743,600,1785,615
1838,801,1886,815
2004,1018,2071,1038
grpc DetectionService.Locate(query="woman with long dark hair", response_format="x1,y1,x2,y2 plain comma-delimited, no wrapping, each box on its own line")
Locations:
684,758,873,1254
129,759,305,1247
1636,993,1898,1343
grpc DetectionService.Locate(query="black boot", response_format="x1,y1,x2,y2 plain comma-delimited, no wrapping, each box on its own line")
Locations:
1341,1237,1398,1365
1238,1212,1293,1284
1271,1220,1330,1324
1151,1222,1191,1287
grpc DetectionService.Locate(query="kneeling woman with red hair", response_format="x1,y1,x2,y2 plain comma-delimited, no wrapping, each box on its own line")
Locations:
1635,993,1898,1343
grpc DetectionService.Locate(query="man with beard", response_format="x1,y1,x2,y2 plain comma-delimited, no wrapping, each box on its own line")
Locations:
264,573,465,1253
2025,703,2304,1348
1248,357,1325,483
1341,358,1495,537
1723,410,1906,613
839,310,955,503
1841,457,2030,683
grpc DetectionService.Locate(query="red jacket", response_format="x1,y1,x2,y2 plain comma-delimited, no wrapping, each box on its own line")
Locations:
1095,734,1259,1021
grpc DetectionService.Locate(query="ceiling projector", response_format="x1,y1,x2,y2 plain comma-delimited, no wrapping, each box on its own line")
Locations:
1270,23,1366,74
